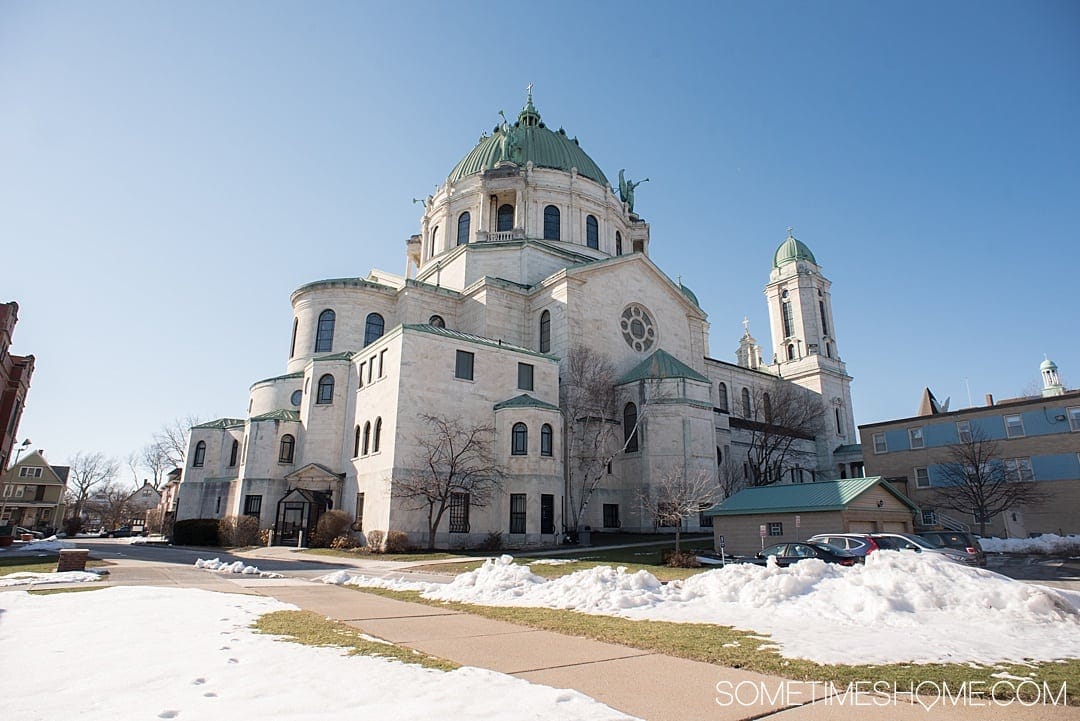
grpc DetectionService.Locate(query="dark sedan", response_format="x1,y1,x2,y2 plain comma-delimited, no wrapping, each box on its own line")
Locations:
752,541,859,567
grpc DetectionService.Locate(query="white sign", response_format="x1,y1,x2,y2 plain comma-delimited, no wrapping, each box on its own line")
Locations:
759,524,767,538
796,515,801,528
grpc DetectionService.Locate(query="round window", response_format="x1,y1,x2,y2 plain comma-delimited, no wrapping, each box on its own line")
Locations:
620,304,656,353
290,390,302,407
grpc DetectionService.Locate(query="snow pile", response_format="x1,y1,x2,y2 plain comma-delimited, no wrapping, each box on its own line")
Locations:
0,570,104,587
128,536,148,545
320,552,1080,665
1,586,638,720
0,538,75,554
529,559,577,566
195,558,285,579
979,534,1080,555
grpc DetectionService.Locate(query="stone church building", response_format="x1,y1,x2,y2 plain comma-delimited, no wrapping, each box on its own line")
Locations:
176,94,862,547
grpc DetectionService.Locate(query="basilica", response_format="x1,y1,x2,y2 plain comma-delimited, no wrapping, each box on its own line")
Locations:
176,93,862,547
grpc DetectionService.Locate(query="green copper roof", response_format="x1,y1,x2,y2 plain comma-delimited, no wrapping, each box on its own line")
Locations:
447,98,608,187
1041,358,1057,371
705,476,919,516
773,232,817,268
402,323,555,360
312,352,354,362
618,349,710,384
678,282,700,307
834,443,863,455
193,418,246,430
494,394,560,412
251,409,300,422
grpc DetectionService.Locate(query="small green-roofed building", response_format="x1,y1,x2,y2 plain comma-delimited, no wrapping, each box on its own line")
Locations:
704,477,919,555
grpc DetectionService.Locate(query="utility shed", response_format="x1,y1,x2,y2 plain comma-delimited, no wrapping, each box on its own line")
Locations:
703,477,919,555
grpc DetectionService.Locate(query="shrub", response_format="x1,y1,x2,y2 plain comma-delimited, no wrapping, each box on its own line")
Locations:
218,515,261,547
479,531,503,551
330,534,361,550
258,528,272,546
172,518,220,546
365,530,385,552
312,510,352,548
663,549,702,568
384,530,409,554
62,516,83,537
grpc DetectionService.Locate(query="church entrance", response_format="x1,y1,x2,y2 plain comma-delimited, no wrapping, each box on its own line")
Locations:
274,488,332,546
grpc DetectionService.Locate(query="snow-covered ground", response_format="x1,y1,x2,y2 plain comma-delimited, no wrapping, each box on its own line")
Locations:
318,551,1080,665
0,570,105,587
980,533,1080,555
195,557,285,578
0,537,74,553
0,586,638,721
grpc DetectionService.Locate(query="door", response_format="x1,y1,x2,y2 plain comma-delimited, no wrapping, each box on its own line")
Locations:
279,503,305,545
540,494,554,535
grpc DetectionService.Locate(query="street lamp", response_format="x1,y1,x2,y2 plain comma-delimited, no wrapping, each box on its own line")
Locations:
12,439,31,465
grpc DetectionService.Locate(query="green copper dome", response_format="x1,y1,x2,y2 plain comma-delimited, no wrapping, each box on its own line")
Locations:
447,97,609,187
773,232,817,268
1040,358,1057,371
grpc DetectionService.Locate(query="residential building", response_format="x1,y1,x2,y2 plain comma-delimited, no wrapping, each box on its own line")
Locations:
176,93,862,547
0,450,68,534
0,301,34,471
860,361,1080,537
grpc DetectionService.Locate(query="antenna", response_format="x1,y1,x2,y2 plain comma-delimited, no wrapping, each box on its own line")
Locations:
963,377,973,408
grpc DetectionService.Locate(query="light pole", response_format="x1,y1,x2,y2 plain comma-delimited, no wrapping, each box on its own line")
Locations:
12,438,31,465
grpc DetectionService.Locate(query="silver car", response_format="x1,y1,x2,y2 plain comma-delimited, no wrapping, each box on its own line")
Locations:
869,532,980,565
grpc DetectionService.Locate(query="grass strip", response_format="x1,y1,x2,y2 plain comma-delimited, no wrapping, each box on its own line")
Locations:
27,586,108,596
350,586,1078,704
252,610,457,672
0,555,109,575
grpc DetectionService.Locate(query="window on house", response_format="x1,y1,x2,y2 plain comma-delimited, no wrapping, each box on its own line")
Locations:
431,226,440,254
615,231,623,256
509,493,527,534
429,315,445,328
19,467,42,478
449,492,470,533
355,492,365,531
364,313,385,347
543,205,560,240
517,363,534,391
781,301,794,338
1004,414,1025,438
741,388,752,418
908,427,924,449
541,494,554,534
786,344,795,361
921,509,937,526
215,496,221,514
229,439,239,467
358,362,365,388
603,504,620,528
819,300,829,337
835,407,844,435
289,318,298,358
315,309,335,353
362,422,371,456
278,435,295,463
957,420,972,443
457,211,471,245
768,522,783,536
717,382,729,412
317,374,335,404
497,204,514,232
192,441,206,467
539,310,551,353
353,425,361,457
586,215,598,249
455,350,474,380
1068,407,1080,432
623,402,639,452
511,423,528,455
873,433,887,454
243,495,262,518
1004,457,1035,482
914,466,930,488
540,424,553,457
373,418,382,453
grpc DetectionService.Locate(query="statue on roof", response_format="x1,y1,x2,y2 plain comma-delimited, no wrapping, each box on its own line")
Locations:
618,169,649,213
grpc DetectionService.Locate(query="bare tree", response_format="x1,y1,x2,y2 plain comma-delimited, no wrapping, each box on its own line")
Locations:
738,380,825,487
560,345,652,534
393,414,503,551
126,443,172,490
150,416,201,472
83,481,135,531
65,452,120,523
717,456,746,501
638,466,720,553
932,427,1050,536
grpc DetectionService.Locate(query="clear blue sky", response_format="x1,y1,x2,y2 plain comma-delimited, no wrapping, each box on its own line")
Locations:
2,1,1078,469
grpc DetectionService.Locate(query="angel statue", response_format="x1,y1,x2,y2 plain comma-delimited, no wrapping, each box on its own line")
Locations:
618,169,649,213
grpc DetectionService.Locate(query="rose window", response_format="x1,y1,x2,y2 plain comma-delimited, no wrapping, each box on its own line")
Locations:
620,304,656,352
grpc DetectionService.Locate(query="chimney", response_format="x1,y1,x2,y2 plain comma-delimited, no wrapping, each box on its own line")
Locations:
985,393,994,407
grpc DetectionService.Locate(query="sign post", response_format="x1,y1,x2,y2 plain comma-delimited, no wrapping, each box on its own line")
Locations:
718,534,726,565
759,523,766,550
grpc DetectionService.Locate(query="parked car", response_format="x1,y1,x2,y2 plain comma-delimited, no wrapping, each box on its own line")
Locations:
868,532,981,565
915,531,987,566
752,541,859,567
105,526,134,538
14,526,44,540
806,533,879,558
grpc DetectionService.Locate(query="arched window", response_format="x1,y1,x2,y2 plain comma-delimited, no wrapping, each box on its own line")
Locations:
787,344,795,360
364,313,385,346
763,392,773,422
623,402,639,452
432,226,440,254
741,388,752,418
835,407,843,435
289,318,298,358
497,204,514,232
539,310,551,353
317,374,335,404
373,417,382,453
540,424,553,457
586,215,599,249
315,309,335,353
279,434,295,463
457,212,470,246
543,205,560,240
229,439,239,467
192,441,206,467
353,425,361,457
429,315,445,328
362,421,371,455
511,422,528,455
615,231,623,256
717,382,729,412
